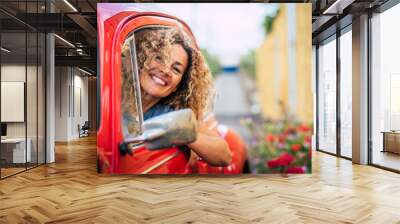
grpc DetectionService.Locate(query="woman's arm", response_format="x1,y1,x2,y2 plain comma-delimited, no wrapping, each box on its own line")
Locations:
187,122,232,167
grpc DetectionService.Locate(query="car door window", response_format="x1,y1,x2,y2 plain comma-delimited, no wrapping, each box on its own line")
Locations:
121,32,143,137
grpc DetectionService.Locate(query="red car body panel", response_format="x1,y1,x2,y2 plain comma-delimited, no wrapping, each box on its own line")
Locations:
97,10,247,174
195,126,247,174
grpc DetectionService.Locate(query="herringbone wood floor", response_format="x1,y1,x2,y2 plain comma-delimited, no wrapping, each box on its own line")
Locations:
1,136,400,224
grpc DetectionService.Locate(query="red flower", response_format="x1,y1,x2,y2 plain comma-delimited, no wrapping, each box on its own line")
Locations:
278,134,286,143
266,158,280,168
298,124,311,132
266,153,295,169
304,136,312,145
278,152,295,166
291,144,302,152
264,134,276,143
286,166,305,173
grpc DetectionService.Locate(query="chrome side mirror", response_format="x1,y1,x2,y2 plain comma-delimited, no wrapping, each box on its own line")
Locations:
121,109,197,154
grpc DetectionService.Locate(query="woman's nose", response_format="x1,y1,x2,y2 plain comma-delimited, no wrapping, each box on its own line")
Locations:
160,63,173,76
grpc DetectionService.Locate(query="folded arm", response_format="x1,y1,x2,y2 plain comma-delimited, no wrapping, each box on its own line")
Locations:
188,118,232,167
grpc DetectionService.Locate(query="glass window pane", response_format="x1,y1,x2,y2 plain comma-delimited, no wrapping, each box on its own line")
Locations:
340,29,352,158
27,31,38,168
1,30,27,177
0,1,46,178
317,36,337,154
371,3,400,171
121,33,141,137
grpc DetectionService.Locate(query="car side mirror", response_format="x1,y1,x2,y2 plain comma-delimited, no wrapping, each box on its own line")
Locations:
121,109,197,153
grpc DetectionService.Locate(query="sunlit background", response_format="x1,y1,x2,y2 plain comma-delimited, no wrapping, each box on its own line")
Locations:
150,3,279,67
100,3,312,174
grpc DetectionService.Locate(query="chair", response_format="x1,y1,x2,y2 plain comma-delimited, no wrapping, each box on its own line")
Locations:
78,121,90,138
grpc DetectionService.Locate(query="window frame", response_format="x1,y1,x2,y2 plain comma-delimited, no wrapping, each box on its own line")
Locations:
314,22,353,161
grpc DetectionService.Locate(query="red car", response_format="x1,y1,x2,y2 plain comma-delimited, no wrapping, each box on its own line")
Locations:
97,8,248,174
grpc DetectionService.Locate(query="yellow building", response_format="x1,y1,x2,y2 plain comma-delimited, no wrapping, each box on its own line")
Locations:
256,4,313,123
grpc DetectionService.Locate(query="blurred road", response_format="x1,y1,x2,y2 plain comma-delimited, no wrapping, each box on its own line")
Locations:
214,73,251,115
214,73,252,144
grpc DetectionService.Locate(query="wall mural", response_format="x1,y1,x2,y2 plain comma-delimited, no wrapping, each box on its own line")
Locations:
97,3,312,174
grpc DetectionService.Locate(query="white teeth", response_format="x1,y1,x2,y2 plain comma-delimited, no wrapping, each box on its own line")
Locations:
151,75,166,86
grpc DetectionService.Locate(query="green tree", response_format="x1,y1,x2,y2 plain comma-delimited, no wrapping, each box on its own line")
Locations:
201,48,221,77
239,50,256,79
263,16,275,35
263,8,280,35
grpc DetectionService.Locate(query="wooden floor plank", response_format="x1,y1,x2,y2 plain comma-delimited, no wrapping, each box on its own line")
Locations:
0,135,400,223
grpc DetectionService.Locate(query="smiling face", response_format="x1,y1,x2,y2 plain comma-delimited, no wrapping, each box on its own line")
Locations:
140,44,189,99
133,27,213,119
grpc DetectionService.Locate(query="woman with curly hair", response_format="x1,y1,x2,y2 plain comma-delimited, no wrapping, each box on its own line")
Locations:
121,27,232,166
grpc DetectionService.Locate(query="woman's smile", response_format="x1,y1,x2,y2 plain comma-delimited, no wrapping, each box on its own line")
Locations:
149,70,168,86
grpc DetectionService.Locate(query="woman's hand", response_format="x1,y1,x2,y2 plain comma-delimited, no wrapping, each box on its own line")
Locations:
187,120,232,167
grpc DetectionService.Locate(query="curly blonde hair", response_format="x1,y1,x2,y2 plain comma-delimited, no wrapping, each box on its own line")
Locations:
134,27,214,119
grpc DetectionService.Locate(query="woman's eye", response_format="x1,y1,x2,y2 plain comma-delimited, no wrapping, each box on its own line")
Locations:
173,67,182,74
154,55,162,62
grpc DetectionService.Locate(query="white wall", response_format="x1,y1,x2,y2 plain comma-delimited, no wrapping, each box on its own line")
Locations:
71,72,89,138
1,65,35,138
55,66,69,141
54,67,89,141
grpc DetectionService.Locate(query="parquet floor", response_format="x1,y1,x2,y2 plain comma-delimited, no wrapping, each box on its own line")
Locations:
1,167,26,178
1,135,400,223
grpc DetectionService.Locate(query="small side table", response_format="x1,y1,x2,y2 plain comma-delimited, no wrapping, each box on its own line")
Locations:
381,131,400,154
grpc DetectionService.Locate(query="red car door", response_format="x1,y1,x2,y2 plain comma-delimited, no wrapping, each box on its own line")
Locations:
97,10,248,174
97,11,196,174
